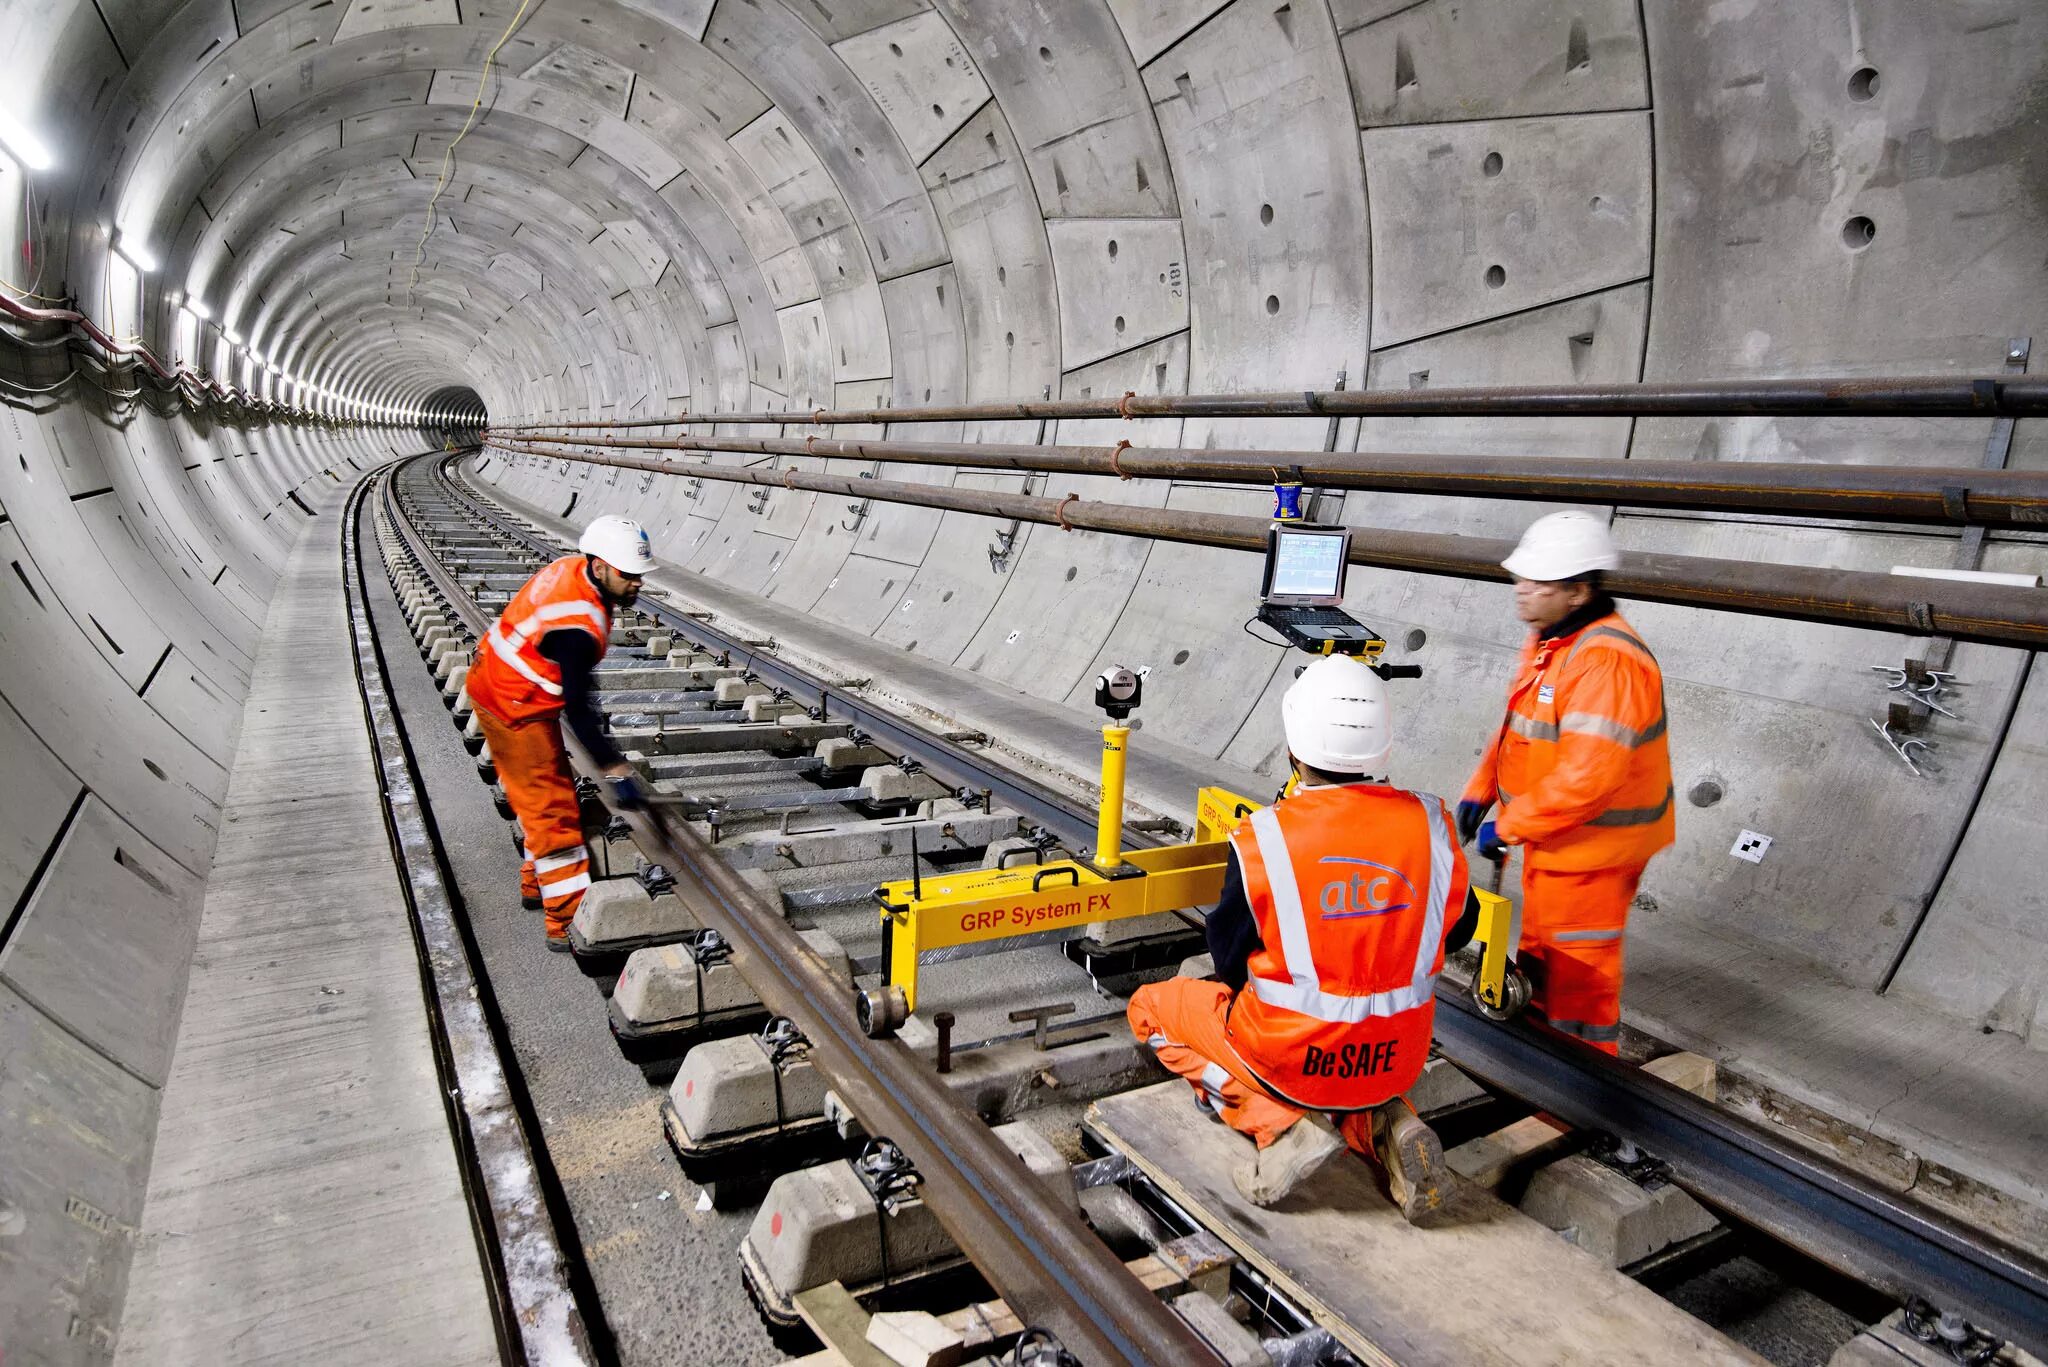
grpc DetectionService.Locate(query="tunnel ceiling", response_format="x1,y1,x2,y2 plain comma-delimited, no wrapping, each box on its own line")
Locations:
18,0,2043,435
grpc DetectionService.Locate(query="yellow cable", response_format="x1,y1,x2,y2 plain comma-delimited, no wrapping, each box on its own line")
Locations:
405,0,537,307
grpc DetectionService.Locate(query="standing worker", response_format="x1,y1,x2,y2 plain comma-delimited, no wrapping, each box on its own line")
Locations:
1127,656,1476,1217
466,516,655,952
1457,511,1675,1054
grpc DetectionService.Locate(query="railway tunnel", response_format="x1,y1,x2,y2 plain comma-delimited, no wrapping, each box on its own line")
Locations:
1,1,2045,1363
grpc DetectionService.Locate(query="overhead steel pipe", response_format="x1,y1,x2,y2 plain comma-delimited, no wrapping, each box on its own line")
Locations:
495,373,2048,431
495,429,2048,528
483,439,2048,651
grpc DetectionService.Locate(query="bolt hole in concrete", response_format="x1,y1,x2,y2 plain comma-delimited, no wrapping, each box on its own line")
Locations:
1265,294,1280,315
932,104,944,117
1848,66,1880,100
1482,151,1503,177
1173,649,1190,665
1689,779,1724,808
1404,628,1427,651
1005,331,1015,347
1039,45,1053,63
942,590,954,602
1115,316,1126,333
1108,238,1119,259
1485,264,1507,288
143,758,167,780
1260,203,1274,225
1065,565,1078,581
1842,215,1877,250
889,42,902,56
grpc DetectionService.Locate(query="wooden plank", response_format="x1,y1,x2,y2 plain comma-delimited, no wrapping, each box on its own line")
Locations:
1085,1082,1763,1367
794,1283,898,1367
937,1252,1187,1348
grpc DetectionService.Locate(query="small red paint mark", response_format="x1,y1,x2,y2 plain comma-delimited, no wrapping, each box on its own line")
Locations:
770,1211,783,1238
684,1078,695,1097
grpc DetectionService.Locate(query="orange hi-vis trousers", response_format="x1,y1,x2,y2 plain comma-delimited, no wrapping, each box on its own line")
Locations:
475,707,590,940
1127,978,1377,1155
1518,864,1644,1055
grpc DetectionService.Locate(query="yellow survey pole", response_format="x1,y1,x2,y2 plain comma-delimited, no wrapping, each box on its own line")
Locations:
1094,723,1130,869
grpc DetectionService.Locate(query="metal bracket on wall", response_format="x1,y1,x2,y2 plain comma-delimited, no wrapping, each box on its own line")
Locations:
841,466,878,533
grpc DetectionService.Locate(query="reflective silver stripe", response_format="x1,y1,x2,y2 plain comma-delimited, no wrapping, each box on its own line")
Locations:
488,628,563,695
1507,713,1560,741
1249,974,1433,1023
1553,928,1623,943
533,849,586,874
1409,792,1452,985
1248,807,1318,996
509,599,608,645
1561,711,1667,748
1199,1062,1232,1095
1551,1019,1621,1043
1587,784,1675,827
539,871,590,899
1563,624,1655,669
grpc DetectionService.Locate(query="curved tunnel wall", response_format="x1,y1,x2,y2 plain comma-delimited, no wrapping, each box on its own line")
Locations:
0,0,2042,1357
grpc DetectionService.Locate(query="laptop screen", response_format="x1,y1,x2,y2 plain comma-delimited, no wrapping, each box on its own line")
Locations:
1264,525,1350,605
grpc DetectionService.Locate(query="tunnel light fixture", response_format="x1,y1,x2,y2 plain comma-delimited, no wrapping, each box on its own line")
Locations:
0,106,54,172
223,329,243,347
181,298,212,322
113,230,158,274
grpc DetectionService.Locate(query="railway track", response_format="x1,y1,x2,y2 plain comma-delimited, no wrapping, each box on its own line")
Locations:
349,450,2048,1367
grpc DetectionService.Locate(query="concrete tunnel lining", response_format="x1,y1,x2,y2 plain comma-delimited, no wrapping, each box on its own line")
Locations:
0,0,2043,1359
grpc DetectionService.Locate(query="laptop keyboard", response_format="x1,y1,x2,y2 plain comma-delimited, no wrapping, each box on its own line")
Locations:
1274,607,1359,625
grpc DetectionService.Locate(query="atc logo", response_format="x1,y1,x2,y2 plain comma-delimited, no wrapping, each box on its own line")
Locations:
635,527,651,556
1315,856,1413,919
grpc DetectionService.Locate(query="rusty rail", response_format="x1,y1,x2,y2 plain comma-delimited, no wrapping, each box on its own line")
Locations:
496,374,2048,430
483,437,2048,650
493,429,2048,528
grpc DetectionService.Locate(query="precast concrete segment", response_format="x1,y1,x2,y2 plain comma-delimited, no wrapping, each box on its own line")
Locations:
483,440,2048,649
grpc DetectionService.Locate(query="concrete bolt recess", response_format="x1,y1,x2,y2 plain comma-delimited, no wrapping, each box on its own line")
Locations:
614,927,850,1030
569,876,700,950
743,1122,1076,1307
741,695,803,723
668,1033,833,1142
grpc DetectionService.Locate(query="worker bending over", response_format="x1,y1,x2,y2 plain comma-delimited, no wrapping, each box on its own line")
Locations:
1458,511,1674,1054
466,516,655,952
1128,657,1476,1216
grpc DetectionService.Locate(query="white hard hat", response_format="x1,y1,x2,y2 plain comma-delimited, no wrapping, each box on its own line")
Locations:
1501,511,1620,582
579,515,656,575
1282,655,1391,776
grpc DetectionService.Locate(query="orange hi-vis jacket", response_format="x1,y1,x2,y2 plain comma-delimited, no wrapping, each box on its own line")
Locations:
1224,783,1469,1112
1463,608,1675,872
466,555,612,725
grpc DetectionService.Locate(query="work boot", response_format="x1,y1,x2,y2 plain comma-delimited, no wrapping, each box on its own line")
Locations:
1231,1113,1344,1207
546,935,573,954
1370,1099,1447,1225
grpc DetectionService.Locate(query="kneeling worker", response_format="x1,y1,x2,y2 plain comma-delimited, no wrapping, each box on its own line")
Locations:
1457,511,1674,1054
1128,656,1475,1216
466,515,656,951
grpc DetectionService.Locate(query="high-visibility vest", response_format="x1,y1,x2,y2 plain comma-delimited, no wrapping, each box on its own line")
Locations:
466,555,611,724
1463,609,1674,872
1223,783,1467,1112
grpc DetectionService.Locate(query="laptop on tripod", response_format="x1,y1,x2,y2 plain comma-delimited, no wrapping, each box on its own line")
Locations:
1255,523,1387,659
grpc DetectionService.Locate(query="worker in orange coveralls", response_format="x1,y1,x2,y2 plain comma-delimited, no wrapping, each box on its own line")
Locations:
466,516,655,951
1128,656,1478,1218
1459,511,1675,1055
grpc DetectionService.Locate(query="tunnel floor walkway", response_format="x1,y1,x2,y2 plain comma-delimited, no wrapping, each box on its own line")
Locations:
114,474,498,1366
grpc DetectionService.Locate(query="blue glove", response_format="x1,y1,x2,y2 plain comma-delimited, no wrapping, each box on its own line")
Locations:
1476,820,1508,862
1455,800,1489,844
606,772,648,811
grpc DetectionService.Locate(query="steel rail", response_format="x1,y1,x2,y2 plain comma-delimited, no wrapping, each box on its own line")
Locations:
1433,993,2048,1357
345,466,597,1364
391,456,1220,1366
493,428,2048,528
446,450,2048,1358
494,374,2048,431
483,438,2048,651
